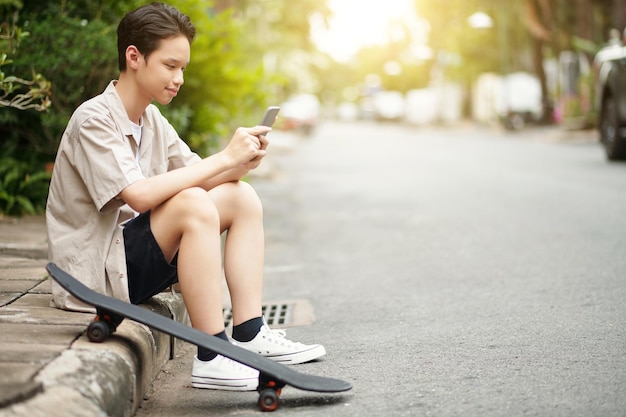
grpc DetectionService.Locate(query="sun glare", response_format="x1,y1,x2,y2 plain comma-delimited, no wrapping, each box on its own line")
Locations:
311,0,419,61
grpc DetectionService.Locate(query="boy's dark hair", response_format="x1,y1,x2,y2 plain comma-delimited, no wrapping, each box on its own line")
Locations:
117,2,196,71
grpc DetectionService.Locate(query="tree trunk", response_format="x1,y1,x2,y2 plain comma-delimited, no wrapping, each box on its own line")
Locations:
524,0,554,122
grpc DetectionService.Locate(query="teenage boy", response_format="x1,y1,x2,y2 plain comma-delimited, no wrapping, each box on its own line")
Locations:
46,2,325,391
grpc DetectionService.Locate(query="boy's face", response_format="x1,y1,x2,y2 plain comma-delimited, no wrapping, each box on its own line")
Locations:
135,35,190,106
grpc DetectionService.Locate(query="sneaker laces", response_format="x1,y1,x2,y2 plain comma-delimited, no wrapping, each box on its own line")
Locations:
260,326,304,348
212,355,258,375
219,356,247,371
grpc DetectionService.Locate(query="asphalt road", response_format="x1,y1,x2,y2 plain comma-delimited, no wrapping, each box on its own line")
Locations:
134,121,626,417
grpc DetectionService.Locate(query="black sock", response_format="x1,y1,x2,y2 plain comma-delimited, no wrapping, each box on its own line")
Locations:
232,316,264,342
197,330,228,362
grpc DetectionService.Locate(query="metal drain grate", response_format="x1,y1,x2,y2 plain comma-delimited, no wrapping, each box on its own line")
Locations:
223,302,293,328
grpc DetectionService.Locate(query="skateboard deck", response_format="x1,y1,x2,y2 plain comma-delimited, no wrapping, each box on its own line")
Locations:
46,263,352,411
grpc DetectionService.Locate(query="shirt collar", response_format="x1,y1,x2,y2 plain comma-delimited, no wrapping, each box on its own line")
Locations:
103,80,134,139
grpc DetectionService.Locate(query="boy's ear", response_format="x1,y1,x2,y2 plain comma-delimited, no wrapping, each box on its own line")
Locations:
126,45,142,70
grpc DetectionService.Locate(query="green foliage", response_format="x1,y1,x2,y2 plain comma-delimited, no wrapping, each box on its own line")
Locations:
0,5,51,112
9,5,119,156
414,0,529,82
0,156,51,216
0,55,52,111
165,1,270,155
164,0,324,155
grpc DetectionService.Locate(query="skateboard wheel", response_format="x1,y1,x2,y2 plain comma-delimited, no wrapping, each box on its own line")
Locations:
87,320,110,343
258,388,280,412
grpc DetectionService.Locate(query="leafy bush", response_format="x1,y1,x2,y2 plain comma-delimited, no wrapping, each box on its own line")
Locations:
0,156,51,216
7,6,119,158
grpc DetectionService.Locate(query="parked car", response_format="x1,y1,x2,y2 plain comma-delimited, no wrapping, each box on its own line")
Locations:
497,72,544,130
372,91,405,121
594,44,626,160
335,102,359,121
278,94,320,135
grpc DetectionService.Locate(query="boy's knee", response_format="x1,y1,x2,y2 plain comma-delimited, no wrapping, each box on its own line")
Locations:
173,187,218,222
231,181,263,214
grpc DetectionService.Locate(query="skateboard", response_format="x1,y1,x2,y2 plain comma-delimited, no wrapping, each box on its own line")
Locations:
46,263,352,412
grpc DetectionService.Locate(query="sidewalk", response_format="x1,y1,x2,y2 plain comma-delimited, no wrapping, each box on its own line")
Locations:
0,215,189,417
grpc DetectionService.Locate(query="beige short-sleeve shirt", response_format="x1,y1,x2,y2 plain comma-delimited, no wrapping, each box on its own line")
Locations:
46,81,200,311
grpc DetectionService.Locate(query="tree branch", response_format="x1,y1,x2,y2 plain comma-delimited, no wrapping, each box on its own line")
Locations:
0,72,52,111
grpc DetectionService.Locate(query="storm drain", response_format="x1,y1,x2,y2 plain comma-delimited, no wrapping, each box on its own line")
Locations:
222,299,314,329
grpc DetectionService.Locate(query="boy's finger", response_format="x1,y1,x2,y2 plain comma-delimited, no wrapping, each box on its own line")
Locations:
250,125,272,136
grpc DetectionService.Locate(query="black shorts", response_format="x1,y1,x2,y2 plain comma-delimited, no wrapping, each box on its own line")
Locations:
123,211,178,305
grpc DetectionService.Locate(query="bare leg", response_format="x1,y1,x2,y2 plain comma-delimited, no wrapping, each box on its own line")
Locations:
150,187,225,335
149,181,265,334
206,181,264,326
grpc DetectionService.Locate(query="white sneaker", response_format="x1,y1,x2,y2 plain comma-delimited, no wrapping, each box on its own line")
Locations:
233,324,326,365
191,355,259,391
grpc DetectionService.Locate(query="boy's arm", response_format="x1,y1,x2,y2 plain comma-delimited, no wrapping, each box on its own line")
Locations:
119,126,270,213
199,140,269,190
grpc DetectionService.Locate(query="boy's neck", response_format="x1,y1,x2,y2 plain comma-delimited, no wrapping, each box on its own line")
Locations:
115,74,149,125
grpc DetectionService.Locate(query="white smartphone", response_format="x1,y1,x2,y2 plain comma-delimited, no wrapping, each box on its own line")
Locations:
259,106,280,127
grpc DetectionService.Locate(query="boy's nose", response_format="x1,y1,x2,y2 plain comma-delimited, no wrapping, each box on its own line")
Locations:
174,71,184,86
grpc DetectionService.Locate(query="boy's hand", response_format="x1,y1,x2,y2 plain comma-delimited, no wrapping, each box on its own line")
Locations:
224,126,271,167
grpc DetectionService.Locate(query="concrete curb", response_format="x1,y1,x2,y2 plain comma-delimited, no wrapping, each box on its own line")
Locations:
0,291,189,417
